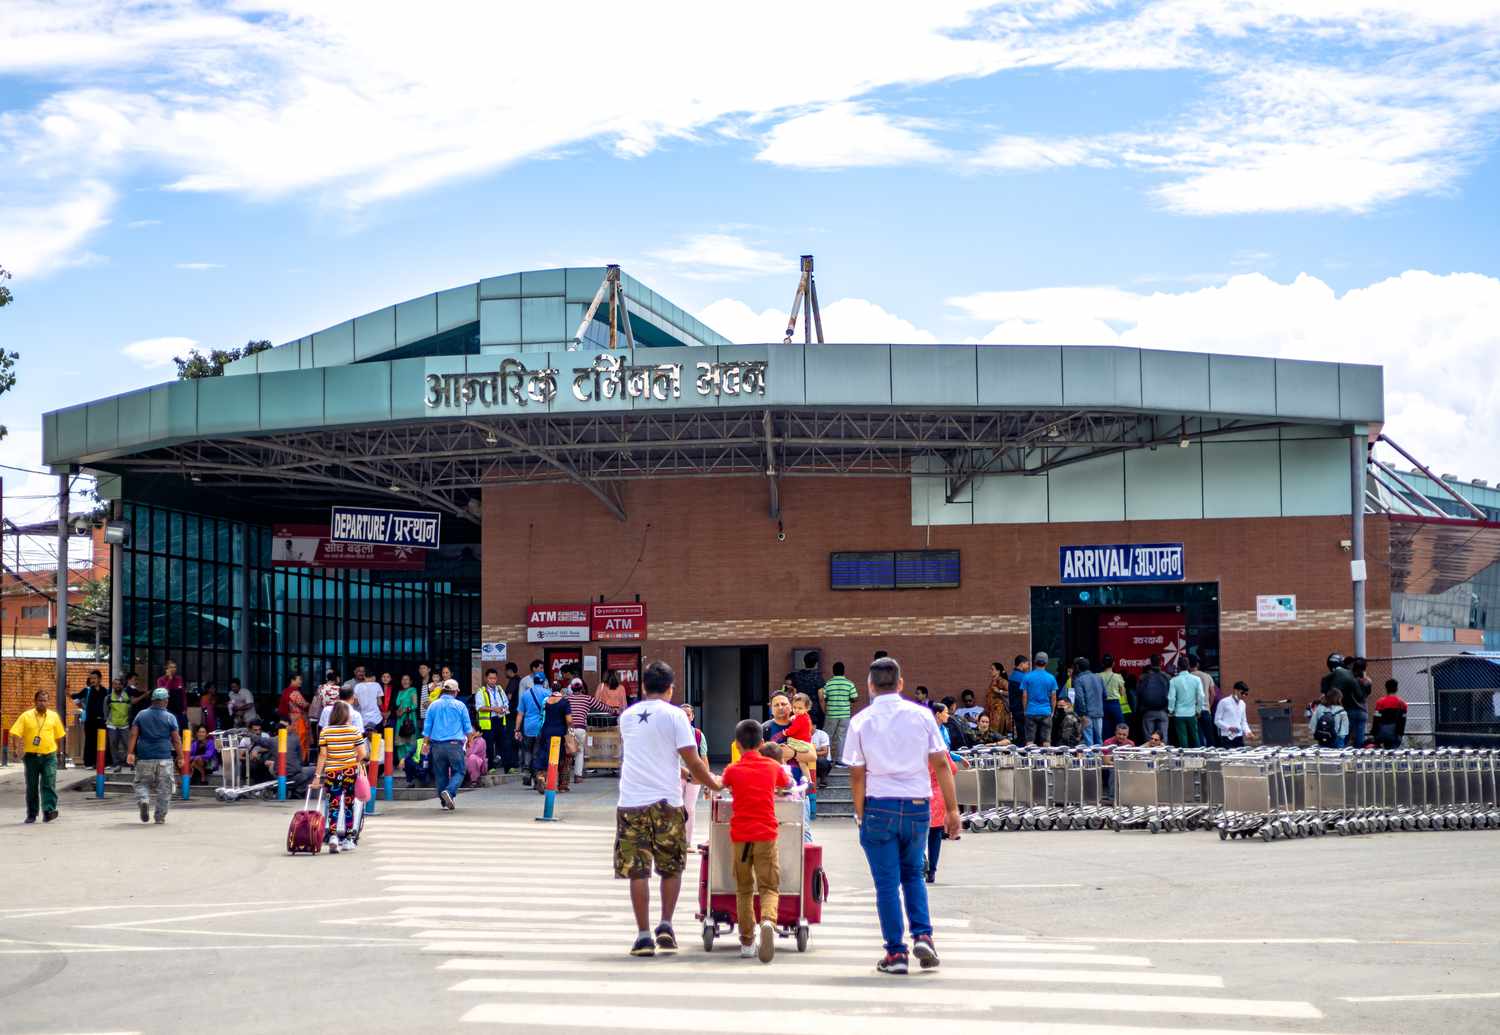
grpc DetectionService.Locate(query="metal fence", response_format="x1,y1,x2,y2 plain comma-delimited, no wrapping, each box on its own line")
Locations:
1363,654,1500,745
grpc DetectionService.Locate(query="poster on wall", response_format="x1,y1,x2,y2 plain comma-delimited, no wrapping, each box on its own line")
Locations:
602,647,641,697
1256,595,1297,623
1097,611,1187,675
526,604,591,643
272,524,425,570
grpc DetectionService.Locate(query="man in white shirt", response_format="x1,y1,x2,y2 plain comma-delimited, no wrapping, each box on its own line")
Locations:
320,686,366,733
226,679,259,728
1214,681,1253,748
352,673,384,736
843,657,960,975
615,660,721,959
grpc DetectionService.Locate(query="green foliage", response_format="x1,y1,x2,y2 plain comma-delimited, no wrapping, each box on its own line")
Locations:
174,339,273,379
0,264,16,439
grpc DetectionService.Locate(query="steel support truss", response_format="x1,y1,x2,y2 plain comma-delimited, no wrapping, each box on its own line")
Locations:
101,409,1291,523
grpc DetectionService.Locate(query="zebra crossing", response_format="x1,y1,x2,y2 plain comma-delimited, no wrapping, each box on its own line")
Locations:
331,814,1338,1034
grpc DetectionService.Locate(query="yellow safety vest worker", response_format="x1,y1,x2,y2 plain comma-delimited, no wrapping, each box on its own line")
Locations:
475,686,494,731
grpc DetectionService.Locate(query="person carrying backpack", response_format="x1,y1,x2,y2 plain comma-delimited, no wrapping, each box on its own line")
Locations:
1310,689,1349,747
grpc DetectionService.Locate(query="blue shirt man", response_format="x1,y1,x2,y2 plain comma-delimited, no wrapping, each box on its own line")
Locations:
423,690,475,743
516,674,551,738
423,682,475,809
1022,665,1059,717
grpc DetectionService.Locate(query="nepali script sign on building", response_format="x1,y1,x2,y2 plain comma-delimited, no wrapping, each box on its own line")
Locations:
1059,543,1185,584
425,353,769,409
329,506,442,549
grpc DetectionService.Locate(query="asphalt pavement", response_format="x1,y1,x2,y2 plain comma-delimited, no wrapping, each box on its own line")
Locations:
2,766,1498,1035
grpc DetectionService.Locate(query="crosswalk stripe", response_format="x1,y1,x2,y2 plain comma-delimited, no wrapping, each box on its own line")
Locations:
389,906,971,928
435,957,1220,988
371,820,616,833
460,1003,1330,1033
410,937,1150,966
450,979,1319,1020
377,921,1078,949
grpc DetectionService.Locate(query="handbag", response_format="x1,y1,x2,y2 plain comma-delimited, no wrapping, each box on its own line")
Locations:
354,767,372,802
398,715,416,738
563,731,581,755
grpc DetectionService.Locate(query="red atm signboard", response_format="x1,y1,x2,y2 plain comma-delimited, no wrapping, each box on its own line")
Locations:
591,602,647,641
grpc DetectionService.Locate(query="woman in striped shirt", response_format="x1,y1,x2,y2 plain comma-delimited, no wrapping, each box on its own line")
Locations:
311,702,368,854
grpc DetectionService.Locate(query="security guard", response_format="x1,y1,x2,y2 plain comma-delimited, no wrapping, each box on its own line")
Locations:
475,667,508,770
9,689,68,823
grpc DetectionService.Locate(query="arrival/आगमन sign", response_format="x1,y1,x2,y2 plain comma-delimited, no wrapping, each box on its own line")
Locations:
1059,543,1184,584
329,506,442,550
424,353,768,410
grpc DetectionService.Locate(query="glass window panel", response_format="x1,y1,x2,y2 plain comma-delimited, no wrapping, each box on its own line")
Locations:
186,516,199,560
151,508,167,554
169,512,184,555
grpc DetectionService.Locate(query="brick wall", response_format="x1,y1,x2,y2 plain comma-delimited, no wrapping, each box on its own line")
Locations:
482,477,1390,718
2,658,99,729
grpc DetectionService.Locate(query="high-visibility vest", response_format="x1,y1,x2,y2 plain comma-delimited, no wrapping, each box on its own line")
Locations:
475,687,494,731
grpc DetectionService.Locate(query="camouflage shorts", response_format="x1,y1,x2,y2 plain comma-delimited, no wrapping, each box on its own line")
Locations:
614,800,688,880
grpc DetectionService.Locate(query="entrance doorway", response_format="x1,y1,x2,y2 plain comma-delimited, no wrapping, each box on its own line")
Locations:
1031,582,1221,682
685,645,769,762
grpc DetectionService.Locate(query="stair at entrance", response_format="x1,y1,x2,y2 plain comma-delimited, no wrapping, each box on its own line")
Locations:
813,765,854,819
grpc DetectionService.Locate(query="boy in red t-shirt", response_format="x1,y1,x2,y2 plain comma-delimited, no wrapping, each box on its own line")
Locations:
721,719,791,964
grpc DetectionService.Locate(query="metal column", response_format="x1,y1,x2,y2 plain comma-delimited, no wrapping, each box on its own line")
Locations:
109,505,122,681
1350,433,1367,657
55,474,70,729
237,523,251,685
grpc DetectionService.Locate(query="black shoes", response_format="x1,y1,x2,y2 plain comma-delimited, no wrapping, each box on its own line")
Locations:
24,815,36,824
42,810,58,823
654,923,678,954
630,934,656,957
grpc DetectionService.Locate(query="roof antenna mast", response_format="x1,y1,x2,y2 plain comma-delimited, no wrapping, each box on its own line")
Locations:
782,254,825,345
571,264,636,351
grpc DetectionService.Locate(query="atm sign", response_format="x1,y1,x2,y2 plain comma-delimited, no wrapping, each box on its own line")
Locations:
591,602,647,641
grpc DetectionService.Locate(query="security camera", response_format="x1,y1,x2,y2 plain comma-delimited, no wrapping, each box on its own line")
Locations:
1339,539,1352,552
777,530,786,542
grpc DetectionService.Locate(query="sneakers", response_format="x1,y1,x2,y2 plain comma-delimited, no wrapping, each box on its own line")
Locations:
438,790,455,810
912,934,940,970
924,872,935,884
154,816,166,825
328,838,342,854
24,815,36,824
340,837,356,851
654,923,678,954
876,951,909,975
629,934,656,957
757,920,776,964
139,801,150,823
739,943,756,959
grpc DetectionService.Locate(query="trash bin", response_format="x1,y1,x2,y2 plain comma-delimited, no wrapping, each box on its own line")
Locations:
1257,705,1294,746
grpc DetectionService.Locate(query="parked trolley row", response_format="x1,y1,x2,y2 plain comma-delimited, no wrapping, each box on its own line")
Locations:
953,745,1500,843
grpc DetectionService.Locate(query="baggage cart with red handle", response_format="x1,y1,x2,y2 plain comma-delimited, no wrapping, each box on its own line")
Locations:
696,794,828,952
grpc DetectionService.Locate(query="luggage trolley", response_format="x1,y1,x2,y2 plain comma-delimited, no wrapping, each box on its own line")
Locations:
697,794,826,953
214,728,279,802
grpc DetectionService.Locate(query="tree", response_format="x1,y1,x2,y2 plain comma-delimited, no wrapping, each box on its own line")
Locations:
0,264,17,439
174,339,273,379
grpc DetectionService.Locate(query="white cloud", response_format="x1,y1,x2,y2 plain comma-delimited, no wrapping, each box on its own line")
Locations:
0,180,114,276
950,269,1500,478
645,234,788,280
699,296,937,344
174,261,223,270
756,103,950,169
122,335,198,368
126,219,161,229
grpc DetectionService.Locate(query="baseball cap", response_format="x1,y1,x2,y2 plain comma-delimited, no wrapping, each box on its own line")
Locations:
1033,651,1049,666
151,687,169,701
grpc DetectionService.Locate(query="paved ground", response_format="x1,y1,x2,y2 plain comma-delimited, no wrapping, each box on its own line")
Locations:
3,768,1499,1035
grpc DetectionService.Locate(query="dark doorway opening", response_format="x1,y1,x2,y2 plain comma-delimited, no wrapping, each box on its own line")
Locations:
1031,582,1221,683
685,645,770,762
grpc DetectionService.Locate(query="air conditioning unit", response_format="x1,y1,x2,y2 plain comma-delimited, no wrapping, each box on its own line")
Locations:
1475,479,1490,488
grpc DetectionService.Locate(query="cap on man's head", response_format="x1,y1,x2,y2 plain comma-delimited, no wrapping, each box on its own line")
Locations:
151,687,169,701
1033,651,1049,666
442,678,460,694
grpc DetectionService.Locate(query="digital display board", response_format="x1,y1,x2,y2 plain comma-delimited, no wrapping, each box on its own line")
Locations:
831,550,960,590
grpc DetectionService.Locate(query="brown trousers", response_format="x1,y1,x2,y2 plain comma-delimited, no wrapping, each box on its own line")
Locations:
734,839,781,943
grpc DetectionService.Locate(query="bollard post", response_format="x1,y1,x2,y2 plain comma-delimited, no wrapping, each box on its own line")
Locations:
536,735,561,822
382,727,395,802
366,735,381,816
731,741,742,763
95,728,106,799
180,728,192,801
276,727,287,801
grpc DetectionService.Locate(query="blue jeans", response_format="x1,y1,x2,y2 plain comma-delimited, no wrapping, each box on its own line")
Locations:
1081,716,1103,746
1103,700,1125,737
859,797,932,954
430,741,465,798
1347,709,1367,750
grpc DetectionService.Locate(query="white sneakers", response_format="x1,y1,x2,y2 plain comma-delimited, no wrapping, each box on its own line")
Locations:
739,943,756,958
758,920,776,964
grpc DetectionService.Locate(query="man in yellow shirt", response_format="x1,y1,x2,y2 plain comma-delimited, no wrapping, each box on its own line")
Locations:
9,690,68,823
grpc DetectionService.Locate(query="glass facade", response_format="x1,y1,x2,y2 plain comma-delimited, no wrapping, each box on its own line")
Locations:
120,502,479,703
1029,582,1222,684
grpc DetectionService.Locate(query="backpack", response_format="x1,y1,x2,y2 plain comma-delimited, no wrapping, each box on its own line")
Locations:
1313,708,1338,746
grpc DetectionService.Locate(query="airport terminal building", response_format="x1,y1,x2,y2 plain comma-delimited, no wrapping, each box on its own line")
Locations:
43,266,1387,747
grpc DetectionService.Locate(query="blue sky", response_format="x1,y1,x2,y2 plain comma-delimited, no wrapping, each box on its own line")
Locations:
2,1,1499,529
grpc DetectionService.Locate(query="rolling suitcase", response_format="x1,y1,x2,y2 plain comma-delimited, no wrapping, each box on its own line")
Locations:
287,787,325,855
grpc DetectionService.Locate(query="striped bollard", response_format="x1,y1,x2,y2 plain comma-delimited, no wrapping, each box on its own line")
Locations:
366,735,381,816
180,729,192,800
382,727,395,801
95,729,106,798
276,727,287,800
536,735,561,822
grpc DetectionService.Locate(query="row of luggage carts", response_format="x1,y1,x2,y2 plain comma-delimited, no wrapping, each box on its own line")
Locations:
953,745,1500,842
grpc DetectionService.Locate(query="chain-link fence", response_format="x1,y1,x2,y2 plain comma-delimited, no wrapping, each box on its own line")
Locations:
1363,654,1500,746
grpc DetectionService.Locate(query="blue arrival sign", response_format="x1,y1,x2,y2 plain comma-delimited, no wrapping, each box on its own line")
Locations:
1059,543,1184,584
329,506,442,550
